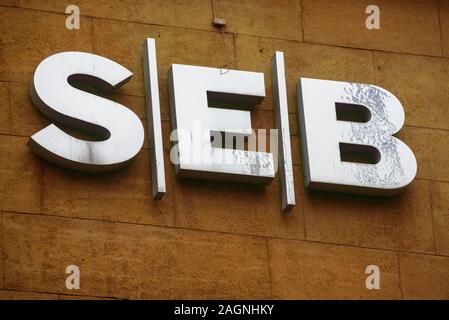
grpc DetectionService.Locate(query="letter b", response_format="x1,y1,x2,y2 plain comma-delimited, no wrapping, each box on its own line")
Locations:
297,78,417,195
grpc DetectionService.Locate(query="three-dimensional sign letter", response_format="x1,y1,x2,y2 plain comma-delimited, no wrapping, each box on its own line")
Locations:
29,52,144,172
168,64,274,184
297,78,417,195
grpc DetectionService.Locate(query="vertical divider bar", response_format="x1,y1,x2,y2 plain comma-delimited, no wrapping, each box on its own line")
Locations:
271,51,296,212
142,38,166,199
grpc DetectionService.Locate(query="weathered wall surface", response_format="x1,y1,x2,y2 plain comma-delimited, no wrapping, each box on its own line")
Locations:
0,0,448,299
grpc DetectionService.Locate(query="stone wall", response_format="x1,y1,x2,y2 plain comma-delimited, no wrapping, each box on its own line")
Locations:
0,0,448,299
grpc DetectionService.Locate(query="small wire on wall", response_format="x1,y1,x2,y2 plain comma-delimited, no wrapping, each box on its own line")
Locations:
211,0,235,74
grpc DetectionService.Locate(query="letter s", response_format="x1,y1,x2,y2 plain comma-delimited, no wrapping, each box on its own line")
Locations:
28,52,144,172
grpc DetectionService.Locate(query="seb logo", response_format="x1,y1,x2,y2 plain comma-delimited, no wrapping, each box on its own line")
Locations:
28,38,417,211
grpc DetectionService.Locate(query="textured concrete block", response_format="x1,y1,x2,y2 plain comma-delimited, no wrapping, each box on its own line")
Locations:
289,114,302,165
302,0,441,56
0,212,3,289
19,0,214,32
42,146,174,227
269,239,401,299
440,0,449,57
291,136,301,166
2,212,270,299
0,135,42,214
399,253,449,299
302,178,435,253
215,0,302,41
397,126,449,182
0,83,11,135
0,0,17,5
235,35,375,114
173,165,305,240
374,52,449,130
432,182,449,256
249,109,275,132
0,7,93,83
0,83,48,137
168,108,304,239
92,18,235,99
1,0,447,301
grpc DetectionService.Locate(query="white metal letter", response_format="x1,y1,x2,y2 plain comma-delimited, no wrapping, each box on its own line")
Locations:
29,52,145,172
297,78,417,195
143,39,166,199
168,64,274,184
272,52,295,211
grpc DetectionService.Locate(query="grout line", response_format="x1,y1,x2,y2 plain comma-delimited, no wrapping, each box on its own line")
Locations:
429,182,439,255
0,5,225,36
3,209,449,259
396,252,405,300
0,288,124,300
5,122,449,139
1,4,449,61
265,238,273,300
297,169,308,240
1,211,4,290
6,82,11,121
399,124,449,133
300,195,307,240
0,79,146,99
90,16,96,53
292,123,449,134
372,50,377,83
299,0,305,42
438,0,445,57
265,234,449,259
0,2,17,8
293,163,449,185
38,156,45,215
301,39,445,60
232,33,238,68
